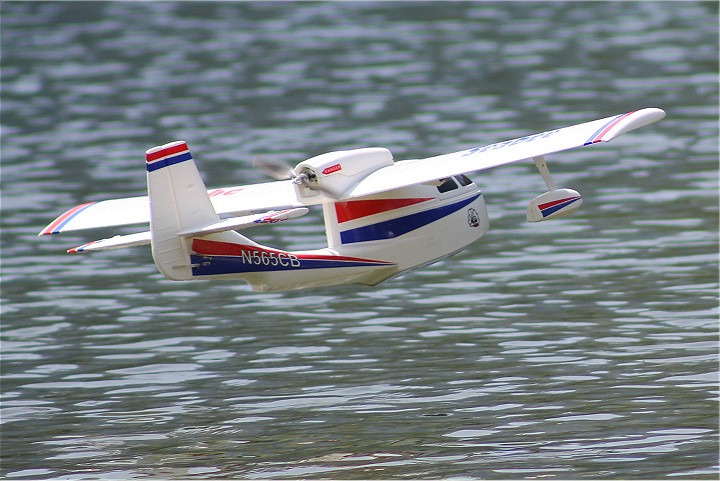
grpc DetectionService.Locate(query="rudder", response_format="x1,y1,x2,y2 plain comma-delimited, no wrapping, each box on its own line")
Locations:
145,141,255,280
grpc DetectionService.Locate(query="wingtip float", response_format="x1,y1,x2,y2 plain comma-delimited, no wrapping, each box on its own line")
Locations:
40,108,665,292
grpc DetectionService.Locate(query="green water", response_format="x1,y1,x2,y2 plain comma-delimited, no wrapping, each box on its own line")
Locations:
1,2,718,478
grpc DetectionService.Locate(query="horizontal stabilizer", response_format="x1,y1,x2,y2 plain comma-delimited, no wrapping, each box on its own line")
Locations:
177,208,309,237
68,231,151,254
67,208,309,254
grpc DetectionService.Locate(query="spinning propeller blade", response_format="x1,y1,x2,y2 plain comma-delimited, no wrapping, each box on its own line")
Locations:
253,156,295,181
253,156,339,198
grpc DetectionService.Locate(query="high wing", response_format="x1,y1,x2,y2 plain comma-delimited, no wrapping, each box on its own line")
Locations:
40,108,664,236
344,108,666,199
39,179,305,235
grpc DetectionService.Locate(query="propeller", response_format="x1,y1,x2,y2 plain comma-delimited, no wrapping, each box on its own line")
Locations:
253,156,339,198
253,157,296,181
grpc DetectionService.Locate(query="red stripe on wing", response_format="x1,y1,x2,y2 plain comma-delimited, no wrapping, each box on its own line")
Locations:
40,202,94,235
592,111,635,143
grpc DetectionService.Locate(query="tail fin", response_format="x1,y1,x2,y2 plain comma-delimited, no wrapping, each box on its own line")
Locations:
145,141,255,280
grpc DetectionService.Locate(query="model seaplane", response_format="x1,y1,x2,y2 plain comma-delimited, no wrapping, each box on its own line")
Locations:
40,108,665,292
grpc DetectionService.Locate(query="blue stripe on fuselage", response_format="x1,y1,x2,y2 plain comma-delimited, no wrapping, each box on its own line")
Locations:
340,193,481,244
191,255,392,276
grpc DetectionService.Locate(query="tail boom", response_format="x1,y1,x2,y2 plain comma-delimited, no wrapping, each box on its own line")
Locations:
190,238,398,292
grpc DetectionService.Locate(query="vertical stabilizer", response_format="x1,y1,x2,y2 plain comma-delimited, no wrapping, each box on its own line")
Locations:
145,141,253,280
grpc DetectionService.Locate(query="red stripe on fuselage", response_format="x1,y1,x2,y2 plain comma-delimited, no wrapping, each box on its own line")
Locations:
335,198,433,224
191,239,393,265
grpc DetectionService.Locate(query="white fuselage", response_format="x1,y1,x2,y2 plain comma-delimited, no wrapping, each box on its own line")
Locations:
325,178,488,272
189,176,489,292
141,142,489,292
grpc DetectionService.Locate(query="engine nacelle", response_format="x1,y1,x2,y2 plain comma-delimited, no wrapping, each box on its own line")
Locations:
527,188,582,222
293,147,394,201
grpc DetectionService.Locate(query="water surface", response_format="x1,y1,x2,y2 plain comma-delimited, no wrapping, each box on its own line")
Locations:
1,2,718,479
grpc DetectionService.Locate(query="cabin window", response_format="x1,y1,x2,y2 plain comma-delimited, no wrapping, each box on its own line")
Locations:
436,177,458,193
455,174,473,186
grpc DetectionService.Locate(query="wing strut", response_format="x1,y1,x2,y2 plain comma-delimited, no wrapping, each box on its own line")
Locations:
533,156,556,191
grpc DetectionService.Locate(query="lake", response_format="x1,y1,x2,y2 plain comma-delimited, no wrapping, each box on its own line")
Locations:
1,1,718,479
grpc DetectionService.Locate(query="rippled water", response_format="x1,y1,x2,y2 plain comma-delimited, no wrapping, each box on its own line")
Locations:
1,2,718,479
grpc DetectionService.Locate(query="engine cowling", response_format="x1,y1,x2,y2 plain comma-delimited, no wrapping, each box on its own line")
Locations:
527,188,582,222
292,147,394,201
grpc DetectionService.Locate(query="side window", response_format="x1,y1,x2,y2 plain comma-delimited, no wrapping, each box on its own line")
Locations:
455,174,473,186
437,177,458,193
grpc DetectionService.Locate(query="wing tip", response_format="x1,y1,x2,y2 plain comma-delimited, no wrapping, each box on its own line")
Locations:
38,202,95,236
603,107,666,142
